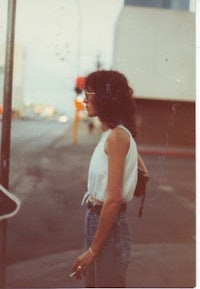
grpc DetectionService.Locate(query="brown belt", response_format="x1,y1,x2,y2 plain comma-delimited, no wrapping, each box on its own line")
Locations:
87,201,127,215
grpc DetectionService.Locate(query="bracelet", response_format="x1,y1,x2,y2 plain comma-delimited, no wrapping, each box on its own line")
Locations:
89,247,95,257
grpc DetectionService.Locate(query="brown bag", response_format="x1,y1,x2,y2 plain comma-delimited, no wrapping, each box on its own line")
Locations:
134,154,150,218
134,168,149,198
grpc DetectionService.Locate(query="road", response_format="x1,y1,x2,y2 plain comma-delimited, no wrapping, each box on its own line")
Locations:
0,119,195,288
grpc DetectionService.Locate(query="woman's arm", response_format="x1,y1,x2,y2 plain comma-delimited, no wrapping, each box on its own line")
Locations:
90,128,130,256
72,128,130,277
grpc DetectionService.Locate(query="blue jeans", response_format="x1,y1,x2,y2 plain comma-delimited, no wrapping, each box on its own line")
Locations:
84,208,131,288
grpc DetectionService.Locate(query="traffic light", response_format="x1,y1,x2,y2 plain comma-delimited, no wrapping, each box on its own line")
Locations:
75,76,85,90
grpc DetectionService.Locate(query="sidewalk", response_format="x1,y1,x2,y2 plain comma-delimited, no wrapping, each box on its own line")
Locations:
6,242,195,288
5,120,195,288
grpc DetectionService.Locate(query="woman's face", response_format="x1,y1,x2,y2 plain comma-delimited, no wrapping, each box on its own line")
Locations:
83,88,98,117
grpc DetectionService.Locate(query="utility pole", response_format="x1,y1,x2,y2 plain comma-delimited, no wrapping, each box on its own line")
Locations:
0,0,17,287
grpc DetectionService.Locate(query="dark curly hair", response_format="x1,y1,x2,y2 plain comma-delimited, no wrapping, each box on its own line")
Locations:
85,70,137,137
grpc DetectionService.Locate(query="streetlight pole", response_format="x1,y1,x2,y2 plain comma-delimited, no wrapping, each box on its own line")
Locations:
0,0,17,287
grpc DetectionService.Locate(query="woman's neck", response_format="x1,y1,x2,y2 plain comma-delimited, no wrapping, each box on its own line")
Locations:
101,121,110,132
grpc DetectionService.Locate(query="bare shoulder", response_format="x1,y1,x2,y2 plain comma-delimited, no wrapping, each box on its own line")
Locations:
110,126,130,141
105,127,130,155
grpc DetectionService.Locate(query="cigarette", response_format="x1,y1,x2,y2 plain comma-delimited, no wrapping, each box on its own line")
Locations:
69,271,77,278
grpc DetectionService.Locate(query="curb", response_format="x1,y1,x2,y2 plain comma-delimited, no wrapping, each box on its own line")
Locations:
138,147,195,158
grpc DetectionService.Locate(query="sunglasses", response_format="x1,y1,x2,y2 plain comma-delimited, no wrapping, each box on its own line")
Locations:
84,90,95,95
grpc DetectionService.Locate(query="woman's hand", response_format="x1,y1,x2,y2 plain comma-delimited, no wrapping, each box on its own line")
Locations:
71,249,95,279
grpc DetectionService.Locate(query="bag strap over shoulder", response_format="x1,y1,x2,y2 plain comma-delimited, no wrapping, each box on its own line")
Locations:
136,153,150,218
138,152,149,178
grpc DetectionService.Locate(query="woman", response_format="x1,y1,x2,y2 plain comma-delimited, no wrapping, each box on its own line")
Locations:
71,70,138,288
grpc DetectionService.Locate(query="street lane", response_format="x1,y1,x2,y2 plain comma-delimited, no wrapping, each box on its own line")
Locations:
0,119,195,287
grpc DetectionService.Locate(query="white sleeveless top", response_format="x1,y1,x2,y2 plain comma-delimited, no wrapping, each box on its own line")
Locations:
81,125,138,204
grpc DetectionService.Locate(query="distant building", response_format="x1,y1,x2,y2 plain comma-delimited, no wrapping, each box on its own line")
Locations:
124,0,189,10
113,5,195,147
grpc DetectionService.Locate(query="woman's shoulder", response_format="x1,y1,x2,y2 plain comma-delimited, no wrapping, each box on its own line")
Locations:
105,126,130,155
110,126,130,141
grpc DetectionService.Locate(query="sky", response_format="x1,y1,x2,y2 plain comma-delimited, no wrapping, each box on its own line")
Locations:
0,0,124,116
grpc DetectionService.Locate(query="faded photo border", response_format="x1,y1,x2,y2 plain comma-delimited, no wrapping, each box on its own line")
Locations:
196,0,200,288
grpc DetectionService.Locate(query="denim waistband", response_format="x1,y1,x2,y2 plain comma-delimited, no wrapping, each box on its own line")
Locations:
87,201,127,215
